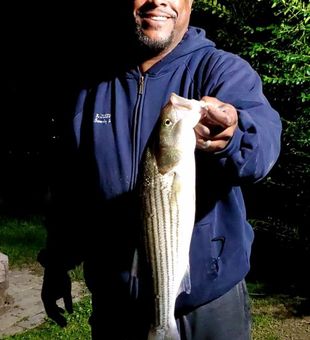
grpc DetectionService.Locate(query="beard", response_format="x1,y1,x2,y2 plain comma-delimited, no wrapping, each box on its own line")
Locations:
134,24,175,55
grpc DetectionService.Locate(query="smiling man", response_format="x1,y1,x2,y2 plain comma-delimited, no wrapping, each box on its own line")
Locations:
134,0,192,49
38,0,282,339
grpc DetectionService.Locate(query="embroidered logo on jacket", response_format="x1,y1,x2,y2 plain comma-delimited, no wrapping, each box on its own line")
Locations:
94,113,111,124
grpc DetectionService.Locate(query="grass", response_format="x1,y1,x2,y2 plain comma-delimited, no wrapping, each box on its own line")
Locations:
0,215,46,269
248,282,280,339
1,215,309,339
248,282,310,339
3,290,308,340
2,296,92,340
251,298,282,339
0,215,84,279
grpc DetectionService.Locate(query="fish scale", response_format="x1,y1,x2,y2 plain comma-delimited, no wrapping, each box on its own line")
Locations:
153,172,178,327
140,93,203,340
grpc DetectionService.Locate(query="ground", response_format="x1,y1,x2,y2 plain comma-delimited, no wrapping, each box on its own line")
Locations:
0,269,309,339
251,293,310,339
0,268,86,338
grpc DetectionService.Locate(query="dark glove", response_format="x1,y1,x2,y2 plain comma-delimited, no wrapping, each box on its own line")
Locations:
38,250,74,327
41,267,73,327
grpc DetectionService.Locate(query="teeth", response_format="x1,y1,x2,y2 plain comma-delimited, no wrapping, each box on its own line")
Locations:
150,16,168,21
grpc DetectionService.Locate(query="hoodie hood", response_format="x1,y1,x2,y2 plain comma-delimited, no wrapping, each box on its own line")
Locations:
146,26,215,75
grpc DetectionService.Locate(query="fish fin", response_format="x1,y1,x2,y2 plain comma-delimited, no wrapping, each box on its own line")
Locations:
129,249,139,300
170,92,206,116
148,323,180,340
177,264,191,296
170,92,193,110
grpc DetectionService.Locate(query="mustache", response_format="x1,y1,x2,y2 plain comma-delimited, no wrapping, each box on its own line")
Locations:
137,2,177,19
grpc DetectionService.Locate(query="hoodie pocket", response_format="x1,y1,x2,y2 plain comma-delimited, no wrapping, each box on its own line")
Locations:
191,222,225,280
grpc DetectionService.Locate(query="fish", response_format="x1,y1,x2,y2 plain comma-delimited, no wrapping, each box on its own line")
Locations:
139,93,204,340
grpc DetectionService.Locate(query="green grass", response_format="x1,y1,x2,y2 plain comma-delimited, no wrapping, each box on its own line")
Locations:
0,215,46,268
3,293,304,340
0,215,84,280
0,297,277,340
2,296,92,340
251,297,282,340
1,215,308,339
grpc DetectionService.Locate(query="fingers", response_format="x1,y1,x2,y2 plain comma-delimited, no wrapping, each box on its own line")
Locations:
48,309,67,327
196,96,238,152
195,126,234,152
42,291,73,326
42,294,73,326
41,270,73,327
200,96,237,128
197,138,229,153
42,296,68,327
194,122,211,139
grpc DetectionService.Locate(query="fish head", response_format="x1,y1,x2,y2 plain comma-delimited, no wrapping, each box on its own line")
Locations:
155,93,203,174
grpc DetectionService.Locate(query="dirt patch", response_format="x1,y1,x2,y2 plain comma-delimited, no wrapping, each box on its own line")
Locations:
0,268,86,338
252,294,310,339
1,271,309,339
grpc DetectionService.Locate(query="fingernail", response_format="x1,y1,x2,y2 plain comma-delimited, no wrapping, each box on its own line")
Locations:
202,140,211,149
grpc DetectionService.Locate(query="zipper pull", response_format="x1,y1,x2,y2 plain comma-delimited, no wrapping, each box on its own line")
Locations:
138,76,144,95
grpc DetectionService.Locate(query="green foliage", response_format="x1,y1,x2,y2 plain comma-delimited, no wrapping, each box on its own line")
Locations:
2,296,92,340
243,0,310,233
245,1,310,127
192,0,310,151
193,0,270,50
0,216,46,268
69,263,85,281
192,0,310,243
251,312,280,340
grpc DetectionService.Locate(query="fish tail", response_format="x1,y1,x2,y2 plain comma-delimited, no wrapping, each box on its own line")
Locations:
147,324,180,340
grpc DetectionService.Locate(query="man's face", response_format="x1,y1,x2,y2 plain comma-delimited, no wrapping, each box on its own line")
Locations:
132,0,193,52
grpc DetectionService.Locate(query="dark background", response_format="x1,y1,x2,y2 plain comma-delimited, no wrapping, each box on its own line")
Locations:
1,4,127,214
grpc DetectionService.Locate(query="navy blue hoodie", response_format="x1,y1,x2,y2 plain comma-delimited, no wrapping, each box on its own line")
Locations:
67,26,281,314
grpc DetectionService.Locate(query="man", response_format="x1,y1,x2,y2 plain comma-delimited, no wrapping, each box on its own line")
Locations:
38,0,282,339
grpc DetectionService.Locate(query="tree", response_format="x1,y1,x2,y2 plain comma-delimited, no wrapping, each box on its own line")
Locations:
192,0,310,290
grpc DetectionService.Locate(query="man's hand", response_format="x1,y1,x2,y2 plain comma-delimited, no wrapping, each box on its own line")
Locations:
195,96,238,152
41,267,73,327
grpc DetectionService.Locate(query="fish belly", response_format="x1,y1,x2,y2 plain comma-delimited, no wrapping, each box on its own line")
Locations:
141,150,195,340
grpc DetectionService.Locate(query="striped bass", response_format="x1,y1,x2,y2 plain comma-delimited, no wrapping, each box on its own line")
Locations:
140,93,204,340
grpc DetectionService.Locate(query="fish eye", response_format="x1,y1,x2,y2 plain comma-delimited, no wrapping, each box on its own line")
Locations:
164,119,172,126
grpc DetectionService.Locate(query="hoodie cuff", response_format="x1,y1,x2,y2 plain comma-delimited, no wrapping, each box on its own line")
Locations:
213,126,243,158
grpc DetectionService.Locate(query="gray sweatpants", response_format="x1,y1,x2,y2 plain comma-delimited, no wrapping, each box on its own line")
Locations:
87,271,251,340
177,280,251,340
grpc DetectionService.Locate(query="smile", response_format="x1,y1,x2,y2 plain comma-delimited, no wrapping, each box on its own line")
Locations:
148,16,169,21
139,10,176,21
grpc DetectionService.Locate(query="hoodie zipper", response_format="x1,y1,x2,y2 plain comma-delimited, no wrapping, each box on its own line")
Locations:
138,76,144,95
129,74,145,190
